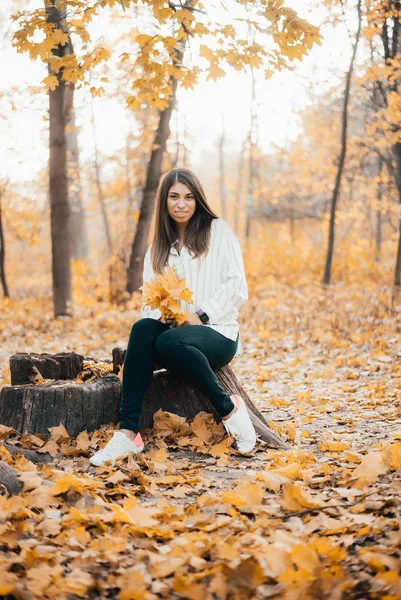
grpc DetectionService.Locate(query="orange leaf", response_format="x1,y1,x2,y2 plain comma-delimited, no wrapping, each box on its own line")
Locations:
353,451,387,489
48,423,70,444
153,409,187,437
279,483,322,512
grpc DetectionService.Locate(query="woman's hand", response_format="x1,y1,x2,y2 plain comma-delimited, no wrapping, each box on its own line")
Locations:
160,313,202,327
160,316,179,327
182,313,203,326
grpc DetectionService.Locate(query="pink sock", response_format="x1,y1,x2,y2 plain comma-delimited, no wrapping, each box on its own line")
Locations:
230,394,242,408
133,432,143,447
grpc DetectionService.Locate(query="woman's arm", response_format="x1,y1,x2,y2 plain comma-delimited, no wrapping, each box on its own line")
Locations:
198,227,248,323
140,247,162,320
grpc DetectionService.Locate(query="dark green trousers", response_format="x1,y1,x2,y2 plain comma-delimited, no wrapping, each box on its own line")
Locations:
120,317,239,432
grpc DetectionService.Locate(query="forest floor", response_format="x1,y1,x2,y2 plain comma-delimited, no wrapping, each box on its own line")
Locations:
1,279,401,599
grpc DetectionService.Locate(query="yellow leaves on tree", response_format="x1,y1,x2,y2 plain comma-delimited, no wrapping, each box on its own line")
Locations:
12,1,321,107
140,265,194,325
43,74,59,91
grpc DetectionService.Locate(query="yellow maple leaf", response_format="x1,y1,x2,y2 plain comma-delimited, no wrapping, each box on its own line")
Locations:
257,470,289,492
43,74,58,91
140,265,193,324
153,409,187,437
319,440,350,452
353,451,387,489
50,473,84,496
50,473,102,496
223,482,264,507
207,62,226,81
59,569,94,597
191,412,213,443
290,542,320,573
270,462,301,480
209,436,233,458
279,483,322,512
0,574,15,596
263,546,292,578
48,423,70,444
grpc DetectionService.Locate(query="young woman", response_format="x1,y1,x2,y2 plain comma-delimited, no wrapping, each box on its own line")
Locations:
90,167,256,466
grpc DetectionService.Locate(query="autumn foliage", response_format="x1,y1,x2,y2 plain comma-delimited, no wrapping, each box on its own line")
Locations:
140,265,194,325
2,0,401,598
1,228,401,598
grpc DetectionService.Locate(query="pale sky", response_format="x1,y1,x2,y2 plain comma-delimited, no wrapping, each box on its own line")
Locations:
0,1,356,189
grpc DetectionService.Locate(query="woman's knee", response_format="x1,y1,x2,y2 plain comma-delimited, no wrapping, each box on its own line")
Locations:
154,329,182,355
129,317,161,336
132,317,159,328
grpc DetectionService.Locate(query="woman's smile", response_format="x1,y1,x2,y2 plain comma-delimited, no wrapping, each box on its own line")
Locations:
167,181,196,225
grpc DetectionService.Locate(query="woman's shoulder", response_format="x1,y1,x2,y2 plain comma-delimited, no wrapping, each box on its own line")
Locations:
211,218,231,232
211,218,236,240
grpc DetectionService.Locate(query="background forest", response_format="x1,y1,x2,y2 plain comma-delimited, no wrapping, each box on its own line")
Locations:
1,1,401,599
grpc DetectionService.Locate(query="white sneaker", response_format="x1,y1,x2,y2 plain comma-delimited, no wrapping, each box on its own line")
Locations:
222,394,257,454
89,431,144,466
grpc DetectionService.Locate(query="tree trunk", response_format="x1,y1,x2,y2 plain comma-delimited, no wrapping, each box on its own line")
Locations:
91,101,113,255
173,104,181,168
393,143,401,286
123,123,148,265
378,1,401,284
46,0,72,316
219,110,227,221
67,106,89,259
183,112,188,166
245,67,256,239
0,186,9,298
323,0,362,285
375,154,384,262
289,193,295,246
124,133,135,243
126,42,186,294
234,138,246,237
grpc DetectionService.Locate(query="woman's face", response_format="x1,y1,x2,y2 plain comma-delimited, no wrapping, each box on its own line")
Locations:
167,181,196,227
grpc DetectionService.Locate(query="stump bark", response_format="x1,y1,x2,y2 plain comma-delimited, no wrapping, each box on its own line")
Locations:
0,348,287,448
10,352,84,385
0,376,121,438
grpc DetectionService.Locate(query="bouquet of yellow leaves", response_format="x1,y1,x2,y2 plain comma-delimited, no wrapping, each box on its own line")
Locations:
139,265,194,326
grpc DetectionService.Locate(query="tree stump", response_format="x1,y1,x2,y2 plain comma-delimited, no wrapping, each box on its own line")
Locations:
112,346,163,374
0,377,121,438
10,352,85,385
0,365,286,449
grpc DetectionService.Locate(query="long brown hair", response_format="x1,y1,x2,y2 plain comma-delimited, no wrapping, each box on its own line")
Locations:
150,167,219,275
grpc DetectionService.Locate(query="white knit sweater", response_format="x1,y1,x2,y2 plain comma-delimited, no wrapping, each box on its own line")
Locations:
140,218,248,358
